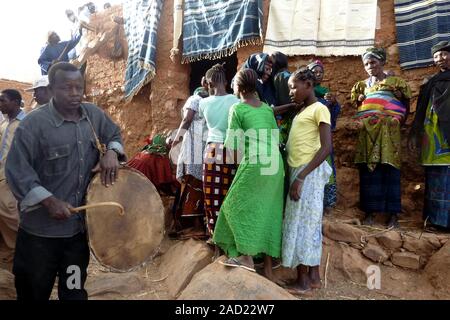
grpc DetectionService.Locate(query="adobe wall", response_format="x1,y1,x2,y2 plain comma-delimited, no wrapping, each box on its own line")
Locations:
84,0,434,219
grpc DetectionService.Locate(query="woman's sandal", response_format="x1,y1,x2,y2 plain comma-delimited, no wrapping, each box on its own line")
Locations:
219,257,256,273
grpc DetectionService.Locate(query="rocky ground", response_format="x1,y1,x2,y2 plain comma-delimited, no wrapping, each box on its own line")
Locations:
1,196,448,301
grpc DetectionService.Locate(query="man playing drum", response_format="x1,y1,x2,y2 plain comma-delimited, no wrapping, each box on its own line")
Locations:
5,62,126,300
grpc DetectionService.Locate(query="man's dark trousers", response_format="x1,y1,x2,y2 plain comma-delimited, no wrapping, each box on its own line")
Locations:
13,228,90,300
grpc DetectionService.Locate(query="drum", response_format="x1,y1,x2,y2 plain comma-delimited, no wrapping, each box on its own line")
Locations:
85,166,165,272
169,142,182,165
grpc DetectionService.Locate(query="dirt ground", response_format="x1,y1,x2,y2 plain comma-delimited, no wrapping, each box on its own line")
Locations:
1,194,447,301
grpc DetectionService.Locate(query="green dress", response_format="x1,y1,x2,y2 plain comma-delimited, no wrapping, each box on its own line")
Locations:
213,102,284,258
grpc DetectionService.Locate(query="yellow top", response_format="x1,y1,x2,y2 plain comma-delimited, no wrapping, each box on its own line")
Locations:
286,102,331,167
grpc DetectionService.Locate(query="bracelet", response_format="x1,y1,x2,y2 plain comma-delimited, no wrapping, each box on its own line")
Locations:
295,176,304,182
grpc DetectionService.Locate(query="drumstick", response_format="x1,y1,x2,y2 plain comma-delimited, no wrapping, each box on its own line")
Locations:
70,202,125,216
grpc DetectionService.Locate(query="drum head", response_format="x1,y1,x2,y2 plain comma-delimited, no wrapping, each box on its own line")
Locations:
169,142,182,165
86,167,165,272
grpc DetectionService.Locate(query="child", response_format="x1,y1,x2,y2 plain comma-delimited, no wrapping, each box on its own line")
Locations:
215,68,284,282
282,67,333,294
307,60,341,214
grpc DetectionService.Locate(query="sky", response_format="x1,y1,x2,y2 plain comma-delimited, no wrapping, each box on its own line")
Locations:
0,0,121,83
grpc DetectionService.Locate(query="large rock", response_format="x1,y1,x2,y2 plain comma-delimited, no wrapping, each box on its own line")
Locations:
402,236,438,257
362,244,389,263
160,239,213,298
85,272,144,299
425,242,450,295
178,258,297,300
421,234,443,249
376,231,403,249
325,242,371,284
0,269,15,300
391,252,421,270
323,221,365,244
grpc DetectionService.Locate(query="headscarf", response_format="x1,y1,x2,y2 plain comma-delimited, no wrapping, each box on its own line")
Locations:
362,47,387,63
193,86,208,98
243,53,270,78
307,59,324,72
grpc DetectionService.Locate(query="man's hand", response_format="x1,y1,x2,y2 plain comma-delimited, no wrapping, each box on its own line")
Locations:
42,196,73,220
92,150,120,187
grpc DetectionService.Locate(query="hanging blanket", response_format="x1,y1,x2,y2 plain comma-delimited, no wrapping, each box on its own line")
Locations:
394,0,450,70
263,0,377,56
123,0,163,101
181,0,263,63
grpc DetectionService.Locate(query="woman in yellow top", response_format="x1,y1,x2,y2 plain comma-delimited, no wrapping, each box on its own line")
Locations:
351,47,411,228
282,67,332,294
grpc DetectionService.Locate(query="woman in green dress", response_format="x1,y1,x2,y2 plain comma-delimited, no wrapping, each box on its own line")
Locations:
214,68,284,282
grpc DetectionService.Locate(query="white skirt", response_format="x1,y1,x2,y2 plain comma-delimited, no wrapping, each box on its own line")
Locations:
282,160,332,268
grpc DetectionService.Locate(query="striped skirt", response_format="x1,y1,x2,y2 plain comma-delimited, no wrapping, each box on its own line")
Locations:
203,143,237,237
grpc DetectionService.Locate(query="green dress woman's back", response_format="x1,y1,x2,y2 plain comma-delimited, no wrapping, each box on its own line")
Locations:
213,102,284,258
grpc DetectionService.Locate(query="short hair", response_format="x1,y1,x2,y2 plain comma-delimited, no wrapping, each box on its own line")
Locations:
1,89,22,106
271,51,288,73
290,66,316,83
234,68,258,94
48,62,81,86
205,63,227,86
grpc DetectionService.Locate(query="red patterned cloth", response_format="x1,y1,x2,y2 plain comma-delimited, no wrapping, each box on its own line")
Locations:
127,151,177,190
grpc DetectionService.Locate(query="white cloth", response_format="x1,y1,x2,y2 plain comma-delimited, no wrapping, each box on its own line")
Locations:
282,161,332,268
264,0,378,56
176,95,207,181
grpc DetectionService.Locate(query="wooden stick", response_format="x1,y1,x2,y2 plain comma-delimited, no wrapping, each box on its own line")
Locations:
324,253,330,289
361,226,394,243
70,202,125,216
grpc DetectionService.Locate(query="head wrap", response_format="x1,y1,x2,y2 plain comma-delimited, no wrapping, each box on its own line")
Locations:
362,47,387,63
431,41,450,55
194,86,208,98
243,53,270,77
307,59,324,71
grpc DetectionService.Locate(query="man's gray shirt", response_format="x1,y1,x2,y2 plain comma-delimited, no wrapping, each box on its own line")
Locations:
5,100,125,238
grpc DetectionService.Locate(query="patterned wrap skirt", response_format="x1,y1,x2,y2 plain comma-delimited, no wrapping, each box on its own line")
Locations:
203,143,237,237
282,161,332,268
424,166,450,228
173,175,205,232
359,164,401,214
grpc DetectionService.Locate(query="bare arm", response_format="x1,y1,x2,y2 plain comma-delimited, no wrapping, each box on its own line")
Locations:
289,123,332,201
272,103,299,116
172,109,195,147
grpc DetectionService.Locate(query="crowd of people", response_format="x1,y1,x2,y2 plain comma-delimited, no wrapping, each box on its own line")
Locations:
168,45,450,294
1,41,450,299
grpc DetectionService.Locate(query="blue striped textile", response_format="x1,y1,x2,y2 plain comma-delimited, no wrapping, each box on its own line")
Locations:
123,0,163,101
182,0,263,63
395,0,450,69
